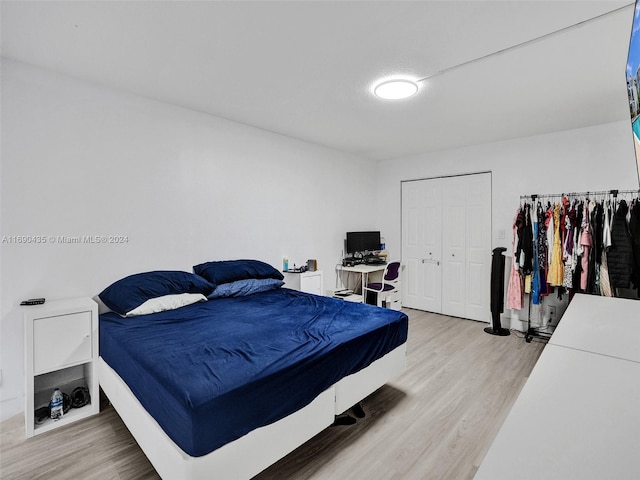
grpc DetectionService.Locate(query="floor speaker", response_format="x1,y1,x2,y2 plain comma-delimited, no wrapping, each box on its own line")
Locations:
485,247,510,336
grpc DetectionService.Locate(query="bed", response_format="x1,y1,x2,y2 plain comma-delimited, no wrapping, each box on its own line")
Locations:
97,261,408,479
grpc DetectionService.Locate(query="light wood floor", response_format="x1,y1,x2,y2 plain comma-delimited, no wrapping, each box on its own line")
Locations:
0,309,545,480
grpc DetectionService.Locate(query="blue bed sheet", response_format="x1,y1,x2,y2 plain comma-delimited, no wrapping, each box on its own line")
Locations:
99,288,408,457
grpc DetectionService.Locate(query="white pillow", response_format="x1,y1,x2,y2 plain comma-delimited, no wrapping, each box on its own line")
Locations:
124,293,207,317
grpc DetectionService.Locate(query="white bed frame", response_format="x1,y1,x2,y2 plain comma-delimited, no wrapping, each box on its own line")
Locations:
98,342,406,479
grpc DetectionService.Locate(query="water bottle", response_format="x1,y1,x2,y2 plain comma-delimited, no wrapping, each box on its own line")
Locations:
50,388,64,421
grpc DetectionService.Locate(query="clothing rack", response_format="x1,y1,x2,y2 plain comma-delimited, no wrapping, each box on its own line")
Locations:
520,188,640,202
517,188,640,343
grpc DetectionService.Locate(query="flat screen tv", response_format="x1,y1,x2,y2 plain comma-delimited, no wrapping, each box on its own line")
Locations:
626,0,640,187
346,231,381,255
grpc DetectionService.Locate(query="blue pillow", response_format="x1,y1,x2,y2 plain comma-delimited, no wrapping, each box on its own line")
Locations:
193,259,284,285
208,278,284,299
99,270,216,316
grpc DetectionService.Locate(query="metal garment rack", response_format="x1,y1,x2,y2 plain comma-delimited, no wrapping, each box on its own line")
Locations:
520,188,640,203
519,188,640,342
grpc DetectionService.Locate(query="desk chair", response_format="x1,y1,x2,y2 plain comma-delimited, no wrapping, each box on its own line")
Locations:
363,261,400,308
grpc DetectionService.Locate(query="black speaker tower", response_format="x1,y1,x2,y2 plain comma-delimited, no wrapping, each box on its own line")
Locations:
485,247,510,336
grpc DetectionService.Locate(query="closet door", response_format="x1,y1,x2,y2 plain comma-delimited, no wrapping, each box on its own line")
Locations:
464,173,492,321
441,176,467,318
401,179,442,312
401,173,491,322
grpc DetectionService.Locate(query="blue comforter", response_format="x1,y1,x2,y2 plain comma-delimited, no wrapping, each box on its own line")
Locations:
99,288,408,457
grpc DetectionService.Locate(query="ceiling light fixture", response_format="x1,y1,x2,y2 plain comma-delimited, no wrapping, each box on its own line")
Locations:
373,79,419,100
371,5,631,102
371,4,631,102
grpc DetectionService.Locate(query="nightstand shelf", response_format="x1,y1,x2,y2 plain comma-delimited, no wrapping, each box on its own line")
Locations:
24,297,99,437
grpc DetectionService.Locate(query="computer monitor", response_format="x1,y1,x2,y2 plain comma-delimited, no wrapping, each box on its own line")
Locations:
346,231,381,255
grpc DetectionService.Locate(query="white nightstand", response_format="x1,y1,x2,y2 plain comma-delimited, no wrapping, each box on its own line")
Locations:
23,297,99,437
283,270,323,295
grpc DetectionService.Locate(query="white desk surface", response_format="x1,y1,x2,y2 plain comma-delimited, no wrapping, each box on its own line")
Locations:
337,264,386,273
549,294,640,363
475,344,640,480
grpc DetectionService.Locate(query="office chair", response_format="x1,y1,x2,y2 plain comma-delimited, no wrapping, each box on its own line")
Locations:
363,261,400,308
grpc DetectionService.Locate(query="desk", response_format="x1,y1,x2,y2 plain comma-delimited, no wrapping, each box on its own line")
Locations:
475,345,640,480
475,294,640,480
548,294,640,362
336,264,386,303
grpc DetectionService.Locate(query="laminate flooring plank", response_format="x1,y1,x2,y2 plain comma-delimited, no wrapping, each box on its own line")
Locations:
0,309,544,480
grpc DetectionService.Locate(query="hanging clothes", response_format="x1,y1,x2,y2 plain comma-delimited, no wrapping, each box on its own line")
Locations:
547,204,564,286
586,199,600,294
562,201,576,289
536,203,549,298
537,203,548,270
572,201,584,289
545,205,554,272
515,207,527,271
507,207,524,310
520,204,534,275
630,199,640,292
600,203,613,297
532,211,541,305
589,201,603,295
520,204,534,294
579,200,593,291
608,200,633,289
516,191,639,303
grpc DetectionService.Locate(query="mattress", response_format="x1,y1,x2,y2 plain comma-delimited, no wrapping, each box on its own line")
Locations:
99,288,408,457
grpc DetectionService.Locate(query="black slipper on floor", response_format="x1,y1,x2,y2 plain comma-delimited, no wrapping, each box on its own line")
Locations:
331,415,357,426
352,402,366,418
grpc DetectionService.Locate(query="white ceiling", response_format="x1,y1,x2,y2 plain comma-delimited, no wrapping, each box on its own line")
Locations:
1,1,635,161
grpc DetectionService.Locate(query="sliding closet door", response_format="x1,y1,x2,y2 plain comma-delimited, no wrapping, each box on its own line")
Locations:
401,179,442,312
401,173,491,322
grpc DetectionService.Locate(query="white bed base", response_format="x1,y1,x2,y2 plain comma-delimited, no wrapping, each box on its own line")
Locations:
98,342,406,480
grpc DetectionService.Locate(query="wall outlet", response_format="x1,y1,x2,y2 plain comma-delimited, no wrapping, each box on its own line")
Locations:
548,305,557,324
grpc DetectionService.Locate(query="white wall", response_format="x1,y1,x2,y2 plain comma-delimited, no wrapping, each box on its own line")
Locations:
3,58,639,422
0,59,378,420
376,120,640,327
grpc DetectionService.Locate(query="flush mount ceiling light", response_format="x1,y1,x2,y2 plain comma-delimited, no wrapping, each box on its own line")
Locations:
370,8,624,101
373,79,419,100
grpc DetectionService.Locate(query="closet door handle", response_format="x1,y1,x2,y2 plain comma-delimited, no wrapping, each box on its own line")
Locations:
422,259,440,265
